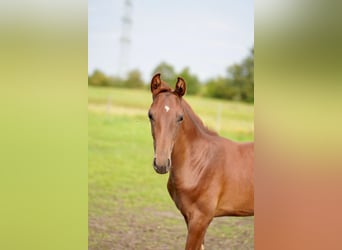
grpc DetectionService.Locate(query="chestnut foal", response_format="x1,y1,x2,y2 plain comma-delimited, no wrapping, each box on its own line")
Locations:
148,73,254,250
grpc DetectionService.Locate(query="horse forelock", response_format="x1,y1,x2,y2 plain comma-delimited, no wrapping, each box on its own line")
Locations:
152,80,173,98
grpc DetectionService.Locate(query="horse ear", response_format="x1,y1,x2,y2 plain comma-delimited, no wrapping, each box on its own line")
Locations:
175,77,186,97
151,73,162,96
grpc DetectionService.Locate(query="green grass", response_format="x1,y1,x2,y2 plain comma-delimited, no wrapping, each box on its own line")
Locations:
89,113,171,212
88,86,254,249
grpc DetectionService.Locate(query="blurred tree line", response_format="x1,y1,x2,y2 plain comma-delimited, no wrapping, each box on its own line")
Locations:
88,47,253,103
206,48,254,102
88,69,144,88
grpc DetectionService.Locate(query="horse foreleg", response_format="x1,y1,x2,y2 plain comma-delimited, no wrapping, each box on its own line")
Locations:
184,213,212,250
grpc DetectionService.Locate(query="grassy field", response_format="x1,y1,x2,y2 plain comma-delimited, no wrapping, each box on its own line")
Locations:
88,86,254,249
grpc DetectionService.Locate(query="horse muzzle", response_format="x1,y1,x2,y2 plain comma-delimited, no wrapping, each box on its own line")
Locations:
153,158,171,174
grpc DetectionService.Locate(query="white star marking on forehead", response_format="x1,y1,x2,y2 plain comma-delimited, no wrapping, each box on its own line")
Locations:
164,105,170,112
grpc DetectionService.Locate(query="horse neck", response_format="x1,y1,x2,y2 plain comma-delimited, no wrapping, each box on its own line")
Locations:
170,113,213,190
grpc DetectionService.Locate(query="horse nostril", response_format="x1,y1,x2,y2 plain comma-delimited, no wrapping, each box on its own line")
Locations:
153,157,171,174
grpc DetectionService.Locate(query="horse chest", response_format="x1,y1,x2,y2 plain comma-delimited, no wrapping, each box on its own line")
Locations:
167,172,203,208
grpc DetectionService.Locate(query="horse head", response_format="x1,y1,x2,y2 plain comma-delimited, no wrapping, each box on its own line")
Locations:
148,73,186,174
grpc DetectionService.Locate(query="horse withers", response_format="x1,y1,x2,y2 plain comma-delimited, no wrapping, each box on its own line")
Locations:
148,73,254,250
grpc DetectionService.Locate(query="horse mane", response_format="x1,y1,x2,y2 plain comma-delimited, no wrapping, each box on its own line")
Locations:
180,98,218,136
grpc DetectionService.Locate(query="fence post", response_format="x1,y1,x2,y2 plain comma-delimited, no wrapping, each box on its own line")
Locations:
216,103,222,132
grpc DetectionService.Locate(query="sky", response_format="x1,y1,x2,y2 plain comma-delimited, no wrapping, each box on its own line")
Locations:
88,0,254,82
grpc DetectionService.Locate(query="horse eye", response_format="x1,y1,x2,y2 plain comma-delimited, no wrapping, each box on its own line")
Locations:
177,115,184,122
148,112,154,121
